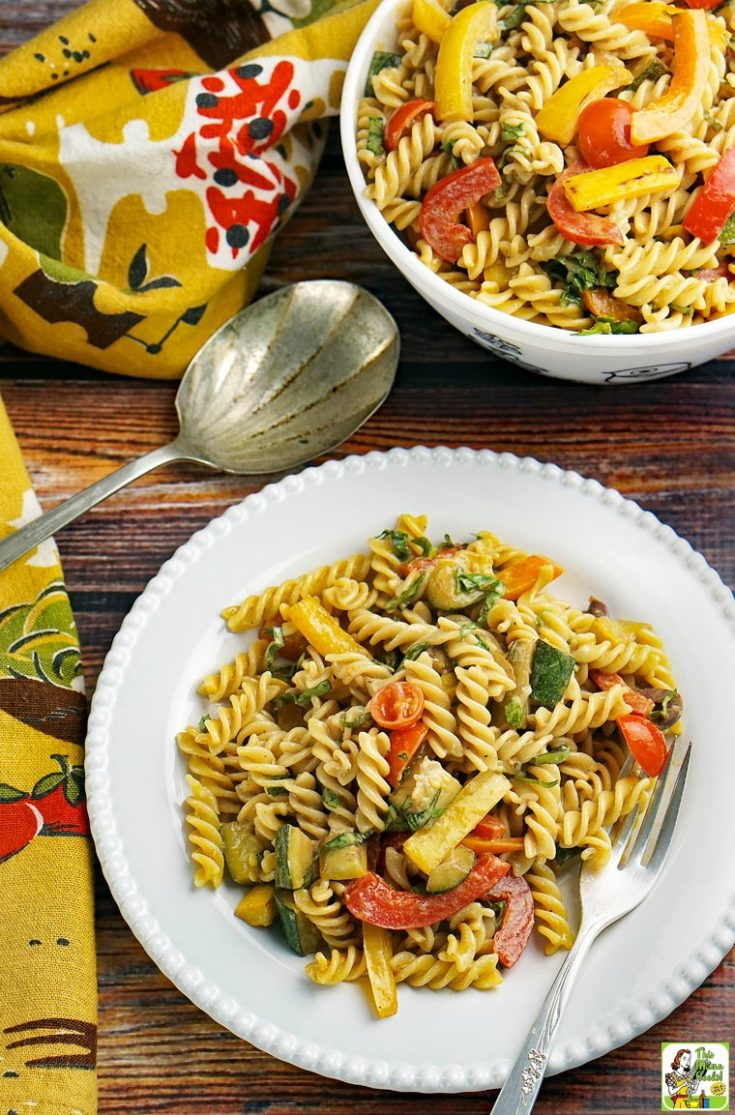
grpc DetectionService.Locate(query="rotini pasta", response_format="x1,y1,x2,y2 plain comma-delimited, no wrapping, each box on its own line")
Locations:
177,516,681,1017
355,0,735,333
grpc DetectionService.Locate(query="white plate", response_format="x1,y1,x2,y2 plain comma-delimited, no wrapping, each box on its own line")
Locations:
85,447,735,1094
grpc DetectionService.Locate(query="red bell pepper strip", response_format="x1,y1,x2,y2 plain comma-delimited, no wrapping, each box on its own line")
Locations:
589,669,655,716
345,853,510,928
683,150,735,243
470,814,507,840
484,873,535,968
418,157,501,263
617,713,668,777
385,98,436,151
683,0,720,10
387,720,428,788
548,163,624,247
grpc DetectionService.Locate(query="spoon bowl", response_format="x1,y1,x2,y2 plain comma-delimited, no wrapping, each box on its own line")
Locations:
175,280,399,473
0,280,399,573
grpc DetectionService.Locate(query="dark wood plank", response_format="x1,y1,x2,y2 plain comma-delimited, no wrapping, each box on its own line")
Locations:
1,2,733,1111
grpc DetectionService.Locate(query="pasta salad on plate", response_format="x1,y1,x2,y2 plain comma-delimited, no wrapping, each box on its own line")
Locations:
355,0,735,334
176,515,682,1018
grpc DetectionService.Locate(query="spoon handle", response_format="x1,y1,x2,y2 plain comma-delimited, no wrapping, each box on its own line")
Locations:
0,440,186,574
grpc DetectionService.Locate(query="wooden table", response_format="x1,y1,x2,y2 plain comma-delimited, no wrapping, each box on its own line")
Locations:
2,3,734,1111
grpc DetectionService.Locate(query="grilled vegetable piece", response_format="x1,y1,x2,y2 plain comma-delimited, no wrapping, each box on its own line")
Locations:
274,824,316,890
403,770,511,874
275,890,323,955
426,844,476,893
235,884,277,927
530,640,575,708
221,822,265,885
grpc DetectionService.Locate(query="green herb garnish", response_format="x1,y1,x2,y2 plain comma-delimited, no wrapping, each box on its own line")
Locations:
441,139,461,170
501,121,525,142
342,708,372,729
505,696,524,730
365,51,402,96
474,39,494,58
555,845,581,865
720,212,735,244
322,787,342,810
264,625,285,670
544,251,617,308
628,59,668,93
386,572,426,612
405,641,430,660
379,528,411,561
273,679,332,709
366,116,385,157
323,830,370,850
578,319,640,335
527,746,571,765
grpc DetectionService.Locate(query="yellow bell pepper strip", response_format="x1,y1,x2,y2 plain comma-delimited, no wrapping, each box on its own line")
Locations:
285,596,369,659
435,1,498,122
630,10,710,145
419,157,501,262
563,155,679,211
344,853,510,928
617,1,727,44
683,150,735,243
403,769,510,874
412,0,451,43
362,922,398,1018
535,62,630,146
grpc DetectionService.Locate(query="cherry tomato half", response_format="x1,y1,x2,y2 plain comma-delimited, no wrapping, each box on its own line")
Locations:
370,681,425,730
578,98,650,169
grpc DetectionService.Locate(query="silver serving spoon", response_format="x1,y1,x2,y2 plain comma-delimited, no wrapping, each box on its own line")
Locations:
0,280,399,573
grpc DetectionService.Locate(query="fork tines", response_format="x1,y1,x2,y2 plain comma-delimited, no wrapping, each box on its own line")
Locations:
616,736,692,871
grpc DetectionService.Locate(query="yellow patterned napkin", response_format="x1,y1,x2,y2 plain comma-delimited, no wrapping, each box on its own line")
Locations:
0,397,95,1114
0,1,378,1109
0,0,378,378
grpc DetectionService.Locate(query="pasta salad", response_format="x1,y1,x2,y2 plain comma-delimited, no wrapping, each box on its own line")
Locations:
177,517,682,1017
355,0,735,334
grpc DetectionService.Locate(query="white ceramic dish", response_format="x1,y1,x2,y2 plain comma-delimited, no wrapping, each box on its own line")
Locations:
339,0,735,385
85,447,735,1093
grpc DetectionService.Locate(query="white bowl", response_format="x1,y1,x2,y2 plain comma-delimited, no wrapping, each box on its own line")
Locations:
340,0,735,384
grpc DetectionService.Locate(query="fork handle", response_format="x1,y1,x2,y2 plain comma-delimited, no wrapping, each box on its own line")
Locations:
488,922,598,1115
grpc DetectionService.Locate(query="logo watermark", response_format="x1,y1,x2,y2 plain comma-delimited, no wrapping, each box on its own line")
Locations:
661,1043,729,1111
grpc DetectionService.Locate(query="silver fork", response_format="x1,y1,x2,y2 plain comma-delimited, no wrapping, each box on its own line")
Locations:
489,735,692,1115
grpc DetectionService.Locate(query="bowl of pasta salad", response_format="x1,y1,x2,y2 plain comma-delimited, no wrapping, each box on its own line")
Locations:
340,0,735,383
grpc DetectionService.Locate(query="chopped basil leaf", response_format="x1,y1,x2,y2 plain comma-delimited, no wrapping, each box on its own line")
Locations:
508,770,560,786
628,59,668,94
342,707,372,729
322,787,342,809
703,110,724,134
197,715,209,732
669,304,695,316
386,571,426,612
323,830,370,850
271,660,300,681
367,116,385,158
273,679,332,709
364,51,402,97
545,251,616,308
403,789,442,832
527,746,571,765
456,570,502,598
578,319,640,335
478,581,506,623
405,641,429,660
530,640,575,707
265,625,285,670
441,533,456,549
501,121,525,142
415,536,434,556
441,139,460,170
379,528,411,561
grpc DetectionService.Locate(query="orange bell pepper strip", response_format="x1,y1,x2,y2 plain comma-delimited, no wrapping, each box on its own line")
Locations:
589,669,655,716
461,835,526,854
630,10,710,145
435,2,498,122
617,2,727,45
536,62,630,147
496,555,563,600
470,814,507,840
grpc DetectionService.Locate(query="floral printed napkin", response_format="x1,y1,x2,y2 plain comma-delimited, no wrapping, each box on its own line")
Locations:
0,0,378,1109
0,0,378,379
